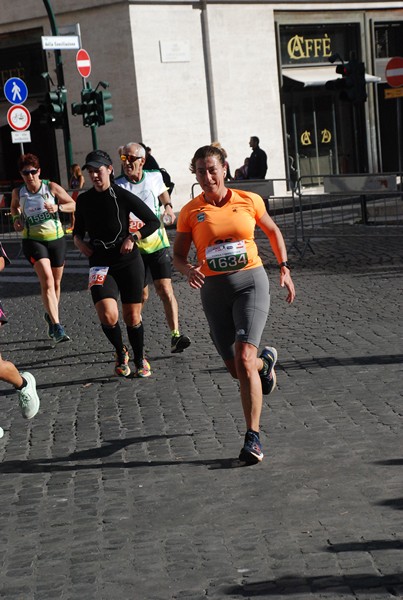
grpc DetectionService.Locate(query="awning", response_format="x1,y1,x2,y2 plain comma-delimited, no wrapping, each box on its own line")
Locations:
282,65,381,88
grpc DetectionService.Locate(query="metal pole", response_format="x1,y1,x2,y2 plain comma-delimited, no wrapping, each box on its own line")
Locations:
200,1,218,142
91,125,98,151
42,0,74,179
85,81,98,150
397,97,403,189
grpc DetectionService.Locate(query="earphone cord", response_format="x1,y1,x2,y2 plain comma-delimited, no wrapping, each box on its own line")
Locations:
93,186,123,249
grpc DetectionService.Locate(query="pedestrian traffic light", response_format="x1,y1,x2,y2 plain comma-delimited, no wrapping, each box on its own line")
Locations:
94,90,113,126
39,88,66,128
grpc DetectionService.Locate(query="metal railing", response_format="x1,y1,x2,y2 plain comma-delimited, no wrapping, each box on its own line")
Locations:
289,173,403,255
190,173,403,258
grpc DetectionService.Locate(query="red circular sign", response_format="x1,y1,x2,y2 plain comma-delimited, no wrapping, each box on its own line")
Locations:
7,104,31,131
385,57,403,88
76,49,91,79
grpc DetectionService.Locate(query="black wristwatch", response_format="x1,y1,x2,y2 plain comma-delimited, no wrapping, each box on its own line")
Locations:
131,233,139,242
279,261,291,270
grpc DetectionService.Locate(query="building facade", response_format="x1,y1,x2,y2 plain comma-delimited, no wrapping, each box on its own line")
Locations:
0,0,402,208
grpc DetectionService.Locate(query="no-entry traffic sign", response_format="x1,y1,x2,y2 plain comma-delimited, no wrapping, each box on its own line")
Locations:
385,56,403,88
7,104,31,132
76,49,91,78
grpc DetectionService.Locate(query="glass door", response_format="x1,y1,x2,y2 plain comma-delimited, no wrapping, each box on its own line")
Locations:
283,87,367,185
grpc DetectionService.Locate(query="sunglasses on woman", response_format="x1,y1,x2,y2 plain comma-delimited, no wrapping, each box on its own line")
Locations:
120,155,142,164
22,169,39,176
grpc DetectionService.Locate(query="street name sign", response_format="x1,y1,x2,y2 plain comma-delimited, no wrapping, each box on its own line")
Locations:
41,36,80,50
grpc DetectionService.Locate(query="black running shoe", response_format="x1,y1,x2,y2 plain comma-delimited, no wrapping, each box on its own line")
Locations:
171,334,191,353
239,430,264,464
53,324,71,344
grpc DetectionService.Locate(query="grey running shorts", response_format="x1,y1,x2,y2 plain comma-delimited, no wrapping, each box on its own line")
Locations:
200,266,270,360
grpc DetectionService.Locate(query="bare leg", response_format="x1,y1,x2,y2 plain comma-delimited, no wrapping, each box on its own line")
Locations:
33,259,64,324
153,278,178,331
0,354,24,388
224,342,264,432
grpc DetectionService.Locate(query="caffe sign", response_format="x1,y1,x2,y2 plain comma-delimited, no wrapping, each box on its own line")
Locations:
287,34,331,61
280,23,359,65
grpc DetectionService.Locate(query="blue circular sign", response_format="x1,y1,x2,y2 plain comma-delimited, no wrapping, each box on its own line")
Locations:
4,77,28,105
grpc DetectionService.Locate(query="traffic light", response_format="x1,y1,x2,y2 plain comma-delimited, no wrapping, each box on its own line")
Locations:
71,88,98,127
344,59,367,103
39,87,66,128
71,87,113,128
326,59,367,103
83,89,99,127
94,90,113,126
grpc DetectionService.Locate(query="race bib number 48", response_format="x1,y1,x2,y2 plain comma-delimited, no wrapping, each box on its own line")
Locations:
88,266,109,289
205,240,248,272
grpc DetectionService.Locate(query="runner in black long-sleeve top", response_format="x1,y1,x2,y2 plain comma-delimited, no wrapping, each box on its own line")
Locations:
73,150,160,378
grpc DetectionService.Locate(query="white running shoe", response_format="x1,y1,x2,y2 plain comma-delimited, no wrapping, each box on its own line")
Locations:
18,372,40,420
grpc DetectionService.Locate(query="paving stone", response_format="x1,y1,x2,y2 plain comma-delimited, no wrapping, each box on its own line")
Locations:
0,233,402,598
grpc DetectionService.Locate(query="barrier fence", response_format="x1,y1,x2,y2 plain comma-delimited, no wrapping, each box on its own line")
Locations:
291,173,403,256
2,176,402,256
192,173,403,258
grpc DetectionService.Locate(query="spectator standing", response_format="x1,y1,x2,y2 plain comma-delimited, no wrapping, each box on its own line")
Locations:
248,136,268,179
115,143,191,354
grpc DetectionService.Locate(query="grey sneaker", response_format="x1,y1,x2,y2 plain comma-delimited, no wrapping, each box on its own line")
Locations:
18,372,40,420
259,346,278,395
44,313,55,339
53,324,71,344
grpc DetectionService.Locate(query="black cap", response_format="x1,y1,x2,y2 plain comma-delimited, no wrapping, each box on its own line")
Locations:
82,150,113,170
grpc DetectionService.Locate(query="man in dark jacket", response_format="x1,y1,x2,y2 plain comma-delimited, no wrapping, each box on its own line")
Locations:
247,136,268,179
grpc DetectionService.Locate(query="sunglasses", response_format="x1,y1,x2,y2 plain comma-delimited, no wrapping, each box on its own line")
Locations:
22,169,39,176
120,154,142,164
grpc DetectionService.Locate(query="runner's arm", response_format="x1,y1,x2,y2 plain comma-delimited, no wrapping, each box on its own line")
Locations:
49,182,76,213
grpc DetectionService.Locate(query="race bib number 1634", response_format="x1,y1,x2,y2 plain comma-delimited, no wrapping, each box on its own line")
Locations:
205,240,248,272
